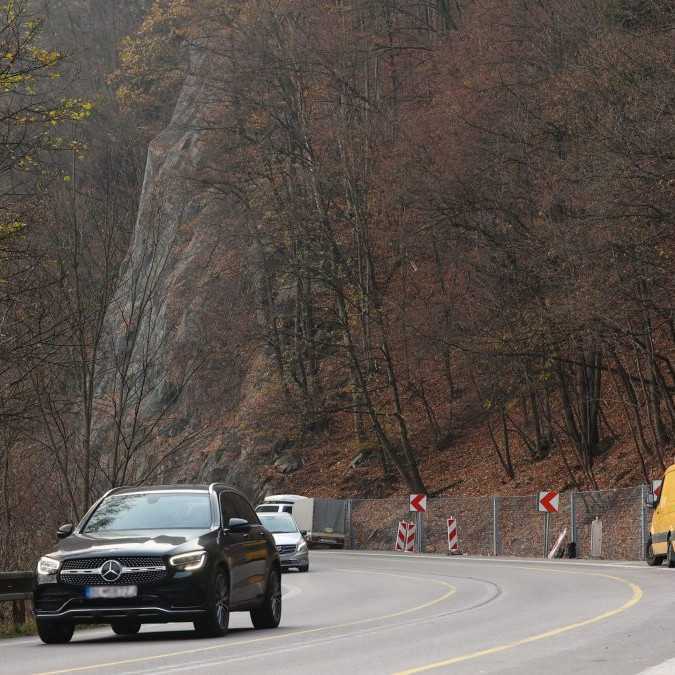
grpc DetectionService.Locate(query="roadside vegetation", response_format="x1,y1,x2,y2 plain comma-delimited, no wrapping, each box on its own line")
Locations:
118,0,673,494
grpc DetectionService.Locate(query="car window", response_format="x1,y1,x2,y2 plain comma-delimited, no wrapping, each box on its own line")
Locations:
259,514,299,533
255,505,279,513
282,505,293,513
229,493,259,523
84,492,212,532
220,492,237,525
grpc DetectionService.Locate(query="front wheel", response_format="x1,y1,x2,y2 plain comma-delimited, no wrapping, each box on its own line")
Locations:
667,541,675,568
194,571,230,637
298,563,309,573
36,620,74,644
646,538,665,566
250,568,282,629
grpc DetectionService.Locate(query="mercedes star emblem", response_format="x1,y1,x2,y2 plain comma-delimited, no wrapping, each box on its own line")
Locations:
100,559,123,582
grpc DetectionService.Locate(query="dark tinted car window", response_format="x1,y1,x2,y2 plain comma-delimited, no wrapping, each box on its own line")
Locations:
84,492,212,533
230,493,259,523
282,505,293,513
220,493,237,525
255,505,279,513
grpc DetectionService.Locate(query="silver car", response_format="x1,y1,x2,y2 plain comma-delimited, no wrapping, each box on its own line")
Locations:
258,513,309,573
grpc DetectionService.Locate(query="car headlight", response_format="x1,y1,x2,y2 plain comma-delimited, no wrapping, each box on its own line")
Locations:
37,556,61,576
296,540,308,553
169,550,206,571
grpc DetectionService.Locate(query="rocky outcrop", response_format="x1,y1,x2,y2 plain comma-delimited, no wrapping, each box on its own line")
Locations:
95,45,283,501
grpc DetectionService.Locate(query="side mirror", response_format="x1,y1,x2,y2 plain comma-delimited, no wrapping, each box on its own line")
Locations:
227,517,251,532
57,524,74,539
646,494,658,509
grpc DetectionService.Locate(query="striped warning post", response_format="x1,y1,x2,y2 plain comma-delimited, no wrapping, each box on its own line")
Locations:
447,516,460,555
395,521,407,551
394,521,416,552
404,521,416,552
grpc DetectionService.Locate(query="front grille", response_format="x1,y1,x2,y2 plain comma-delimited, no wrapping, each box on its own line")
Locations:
60,556,167,586
61,556,164,570
277,544,296,555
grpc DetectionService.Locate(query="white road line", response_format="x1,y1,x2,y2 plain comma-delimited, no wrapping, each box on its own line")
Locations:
336,551,652,571
638,658,675,674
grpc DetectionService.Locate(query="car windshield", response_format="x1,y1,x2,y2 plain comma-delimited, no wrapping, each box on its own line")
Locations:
259,514,299,534
256,505,281,513
83,492,212,533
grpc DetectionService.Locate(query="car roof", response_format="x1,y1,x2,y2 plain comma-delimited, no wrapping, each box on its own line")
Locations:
263,494,307,503
110,484,249,496
112,484,212,494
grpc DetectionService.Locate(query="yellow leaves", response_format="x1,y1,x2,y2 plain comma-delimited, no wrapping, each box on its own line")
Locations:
29,47,61,67
110,0,187,115
0,220,25,236
0,71,28,91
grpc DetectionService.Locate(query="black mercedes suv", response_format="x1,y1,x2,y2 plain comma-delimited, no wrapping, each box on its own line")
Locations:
34,484,281,644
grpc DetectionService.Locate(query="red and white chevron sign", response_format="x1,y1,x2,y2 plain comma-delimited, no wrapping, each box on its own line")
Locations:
394,521,416,552
652,480,663,499
410,494,427,513
538,490,560,513
447,517,460,554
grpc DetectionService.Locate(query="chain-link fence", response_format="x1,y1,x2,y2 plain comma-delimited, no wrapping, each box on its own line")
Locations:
345,485,651,560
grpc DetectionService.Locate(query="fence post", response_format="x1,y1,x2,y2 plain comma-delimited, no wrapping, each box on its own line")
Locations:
415,511,423,553
570,490,577,546
492,496,500,556
640,485,646,561
345,499,353,550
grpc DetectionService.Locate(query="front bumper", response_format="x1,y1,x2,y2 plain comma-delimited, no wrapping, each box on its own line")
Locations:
279,549,308,569
34,571,210,624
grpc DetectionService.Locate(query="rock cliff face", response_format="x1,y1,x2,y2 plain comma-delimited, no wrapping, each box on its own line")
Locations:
98,46,281,500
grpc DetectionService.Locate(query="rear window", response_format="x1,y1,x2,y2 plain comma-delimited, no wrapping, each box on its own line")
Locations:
256,505,280,513
84,492,212,533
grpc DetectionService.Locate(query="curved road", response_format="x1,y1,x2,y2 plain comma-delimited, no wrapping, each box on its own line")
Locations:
3,551,675,675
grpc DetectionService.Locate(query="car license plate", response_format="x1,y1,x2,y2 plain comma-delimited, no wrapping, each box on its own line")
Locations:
85,585,137,599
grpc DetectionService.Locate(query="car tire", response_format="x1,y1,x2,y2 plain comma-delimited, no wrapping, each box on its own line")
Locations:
299,563,309,573
194,571,230,638
646,538,665,566
250,567,282,629
111,620,141,636
36,620,74,644
667,540,675,568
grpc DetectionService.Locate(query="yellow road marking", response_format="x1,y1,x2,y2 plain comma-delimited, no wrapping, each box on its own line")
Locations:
393,567,643,674
35,569,456,675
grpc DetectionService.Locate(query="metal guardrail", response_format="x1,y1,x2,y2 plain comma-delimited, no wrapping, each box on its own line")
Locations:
0,571,34,601
0,572,34,630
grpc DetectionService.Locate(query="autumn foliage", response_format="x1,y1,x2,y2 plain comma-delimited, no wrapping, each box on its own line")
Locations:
131,0,671,493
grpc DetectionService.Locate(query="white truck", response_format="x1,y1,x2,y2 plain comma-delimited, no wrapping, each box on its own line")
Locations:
256,495,346,548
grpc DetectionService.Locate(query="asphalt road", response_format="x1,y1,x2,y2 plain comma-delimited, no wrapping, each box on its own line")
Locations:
3,551,675,675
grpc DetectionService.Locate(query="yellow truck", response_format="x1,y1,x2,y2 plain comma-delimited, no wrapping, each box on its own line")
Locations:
647,465,675,566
